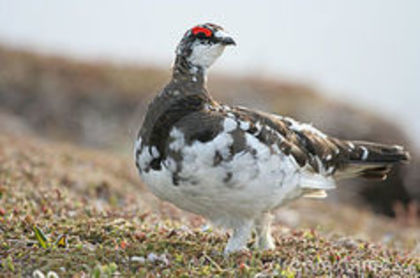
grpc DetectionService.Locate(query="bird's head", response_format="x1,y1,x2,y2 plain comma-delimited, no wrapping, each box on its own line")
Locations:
175,23,236,70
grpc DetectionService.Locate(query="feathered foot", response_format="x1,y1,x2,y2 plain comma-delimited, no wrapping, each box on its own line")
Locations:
224,221,253,256
254,212,275,250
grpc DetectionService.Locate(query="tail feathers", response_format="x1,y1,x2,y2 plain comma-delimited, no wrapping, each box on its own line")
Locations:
300,172,336,190
348,141,410,164
302,189,328,199
359,165,392,180
299,173,335,198
335,141,410,180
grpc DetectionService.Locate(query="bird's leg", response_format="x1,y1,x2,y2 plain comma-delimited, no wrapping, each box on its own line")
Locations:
254,212,275,250
224,220,253,255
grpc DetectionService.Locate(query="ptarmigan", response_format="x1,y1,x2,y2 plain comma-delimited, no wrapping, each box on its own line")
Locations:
134,23,410,255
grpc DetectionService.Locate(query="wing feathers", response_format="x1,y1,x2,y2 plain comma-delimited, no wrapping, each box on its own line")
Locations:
229,106,409,181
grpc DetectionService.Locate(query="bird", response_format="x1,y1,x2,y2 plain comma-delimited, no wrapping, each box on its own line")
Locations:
134,23,410,255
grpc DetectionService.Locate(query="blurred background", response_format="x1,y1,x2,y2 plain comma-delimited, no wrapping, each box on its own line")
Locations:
0,1,419,220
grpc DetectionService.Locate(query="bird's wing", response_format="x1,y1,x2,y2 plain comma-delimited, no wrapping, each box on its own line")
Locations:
165,102,408,186
228,106,409,179
226,106,341,175
187,104,339,193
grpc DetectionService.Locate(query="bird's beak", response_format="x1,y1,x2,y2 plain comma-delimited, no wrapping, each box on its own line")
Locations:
220,36,236,46
214,30,236,46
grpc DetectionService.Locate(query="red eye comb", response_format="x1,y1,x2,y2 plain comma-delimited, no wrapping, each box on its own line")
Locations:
191,26,212,37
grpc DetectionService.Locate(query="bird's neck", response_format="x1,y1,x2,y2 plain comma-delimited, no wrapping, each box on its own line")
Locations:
172,55,207,87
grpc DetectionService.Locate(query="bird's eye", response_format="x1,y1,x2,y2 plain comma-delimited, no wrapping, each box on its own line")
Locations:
191,26,212,38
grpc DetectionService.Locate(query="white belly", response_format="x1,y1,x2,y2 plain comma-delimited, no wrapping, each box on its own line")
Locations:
136,130,318,227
